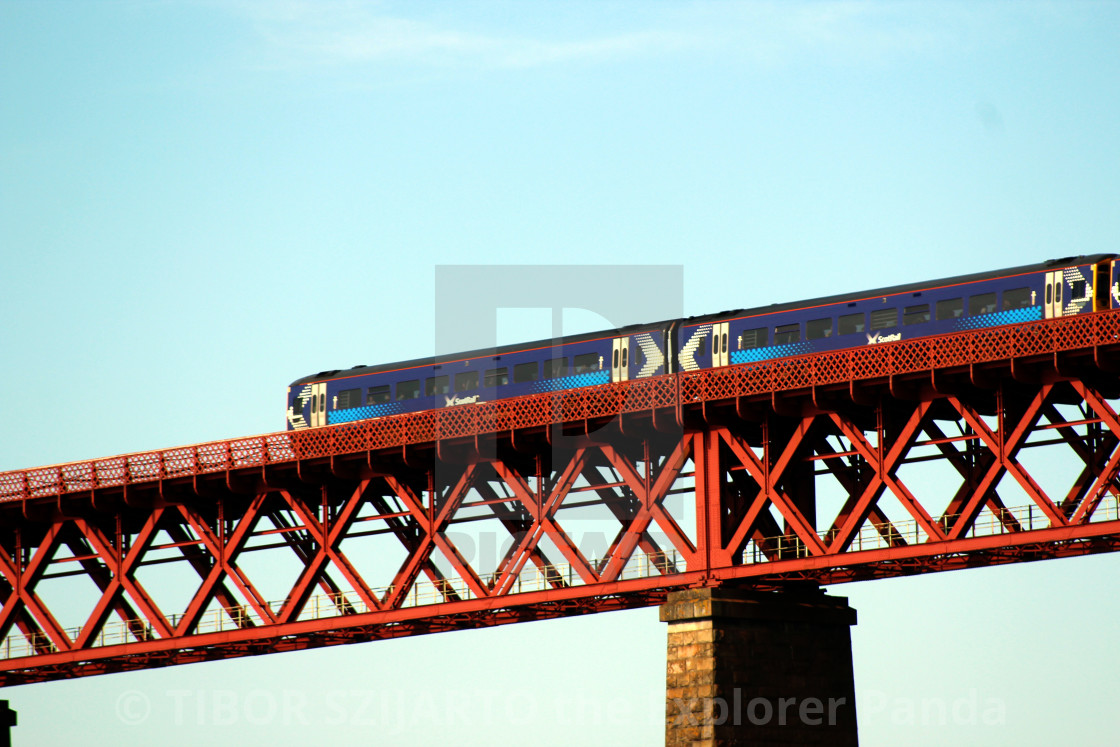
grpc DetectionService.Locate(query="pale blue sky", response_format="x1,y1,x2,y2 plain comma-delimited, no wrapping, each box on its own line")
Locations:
2,2,1119,744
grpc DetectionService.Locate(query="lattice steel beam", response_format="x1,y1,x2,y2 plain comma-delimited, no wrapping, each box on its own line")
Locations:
1,313,1120,683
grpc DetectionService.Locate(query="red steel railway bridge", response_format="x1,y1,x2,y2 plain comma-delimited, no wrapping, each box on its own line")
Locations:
1,309,1120,698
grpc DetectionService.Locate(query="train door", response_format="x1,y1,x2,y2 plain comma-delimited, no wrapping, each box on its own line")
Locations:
710,322,730,367
611,337,630,382
1112,260,1120,309
310,382,328,427
1044,270,1064,319
1094,261,1111,311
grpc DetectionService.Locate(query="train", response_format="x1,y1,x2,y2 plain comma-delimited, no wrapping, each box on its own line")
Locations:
286,255,1120,430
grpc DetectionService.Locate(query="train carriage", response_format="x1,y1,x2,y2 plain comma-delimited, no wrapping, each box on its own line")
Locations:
676,256,1116,374
287,323,672,430
287,255,1118,430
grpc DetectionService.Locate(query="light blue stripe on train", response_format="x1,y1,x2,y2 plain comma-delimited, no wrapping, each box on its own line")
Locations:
329,402,403,424
730,342,812,365
957,307,1043,330
531,370,611,392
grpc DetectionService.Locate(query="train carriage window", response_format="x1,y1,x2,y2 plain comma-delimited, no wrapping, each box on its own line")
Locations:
455,371,479,392
337,388,361,409
1072,279,1087,299
806,318,833,340
425,376,450,397
484,367,509,387
936,298,964,320
544,357,568,379
774,323,800,345
870,308,899,331
514,362,539,383
969,292,997,316
1003,287,1032,310
367,385,390,404
740,328,768,349
573,352,599,373
903,304,930,325
396,380,420,401
838,313,865,335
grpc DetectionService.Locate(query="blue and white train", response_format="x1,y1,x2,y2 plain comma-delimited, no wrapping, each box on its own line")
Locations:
286,256,1120,430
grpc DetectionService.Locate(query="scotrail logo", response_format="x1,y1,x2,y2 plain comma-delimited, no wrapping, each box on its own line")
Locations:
866,331,902,345
444,394,482,407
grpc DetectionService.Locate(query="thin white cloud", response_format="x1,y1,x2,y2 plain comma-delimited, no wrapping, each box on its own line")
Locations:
227,0,698,71
217,1,1047,74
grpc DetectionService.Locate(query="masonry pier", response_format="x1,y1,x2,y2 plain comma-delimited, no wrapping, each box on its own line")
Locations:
662,587,858,746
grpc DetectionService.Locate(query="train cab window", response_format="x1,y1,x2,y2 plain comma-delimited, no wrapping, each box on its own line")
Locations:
514,362,539,383
1003,287,1032,309
425,376,450,397
740,328,768,349
337,388,361,409
969,292,997,316
870,308,898,331
484,367,509,387
838,312,865,335
774,324,800,345
455,371,479,392
936,298,964,320
544,357,568,379
573,353,599,373
367,385,390,404
396,380,420,401
903,304,930,325
806,318,833,340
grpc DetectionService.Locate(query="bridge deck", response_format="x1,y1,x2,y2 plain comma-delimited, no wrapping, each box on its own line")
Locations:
1,310,1120,683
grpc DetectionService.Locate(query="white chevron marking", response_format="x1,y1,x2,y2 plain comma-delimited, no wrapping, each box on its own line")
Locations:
287,384,312,430
635,333,665,377
1063,268,1090,317
678,325,711,372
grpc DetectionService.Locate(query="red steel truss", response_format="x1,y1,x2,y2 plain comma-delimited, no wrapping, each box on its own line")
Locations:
2,311,1120,684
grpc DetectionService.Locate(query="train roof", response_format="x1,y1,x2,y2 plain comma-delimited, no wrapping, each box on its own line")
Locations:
289,317,667,386
680,254,1116,327
291,254,1116,387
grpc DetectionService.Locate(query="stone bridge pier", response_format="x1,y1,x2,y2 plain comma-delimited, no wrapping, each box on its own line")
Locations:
662,586,858,746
